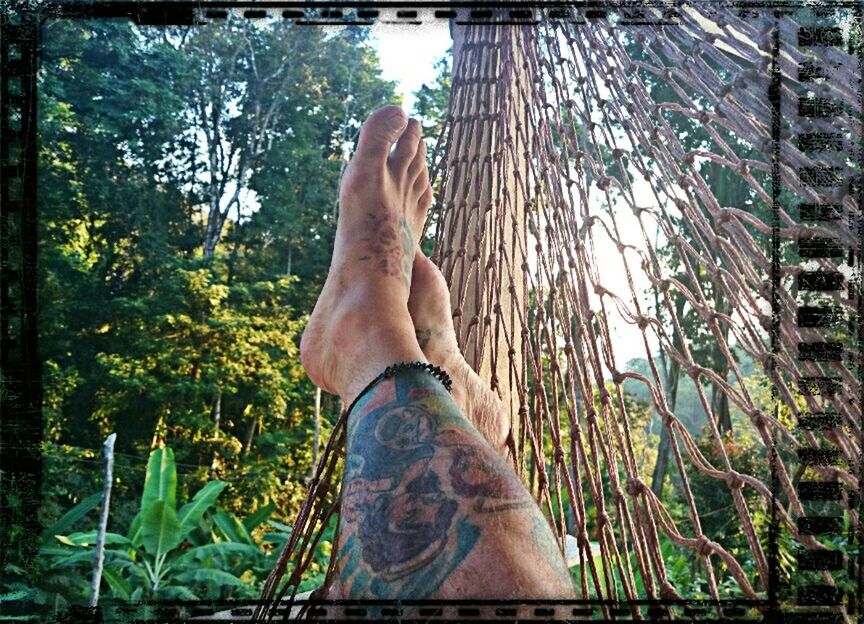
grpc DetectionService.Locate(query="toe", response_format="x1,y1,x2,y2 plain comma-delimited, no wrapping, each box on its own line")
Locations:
418,184,433,210
355,105,409,165
409,250,434,308
407,138,427,181
389,118,422,177
413,166,430,198
412,185,433,244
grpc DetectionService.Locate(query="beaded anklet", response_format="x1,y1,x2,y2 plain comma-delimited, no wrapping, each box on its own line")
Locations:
344,361,453,417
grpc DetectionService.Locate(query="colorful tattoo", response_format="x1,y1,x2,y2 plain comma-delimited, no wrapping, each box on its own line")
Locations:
336,368,572,599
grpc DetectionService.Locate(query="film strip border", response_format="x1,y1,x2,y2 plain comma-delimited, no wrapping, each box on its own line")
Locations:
40,2,683,27
191,4,679,25
0,9,42,573
782,5,863,622
0,2,858,622
63,597,768,623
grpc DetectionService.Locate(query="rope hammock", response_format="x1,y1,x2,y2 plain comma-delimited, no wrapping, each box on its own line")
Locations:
254,7,860,620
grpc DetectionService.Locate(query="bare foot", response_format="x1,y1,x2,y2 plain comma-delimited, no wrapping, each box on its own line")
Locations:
300,106,430,405
408,249,512,460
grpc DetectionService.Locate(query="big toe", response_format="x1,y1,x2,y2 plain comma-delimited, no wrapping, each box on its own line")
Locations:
355,105,409,165
409,250,435,301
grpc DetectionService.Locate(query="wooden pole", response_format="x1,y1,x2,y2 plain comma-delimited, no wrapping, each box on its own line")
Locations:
89,432,116,608
444,18,533,456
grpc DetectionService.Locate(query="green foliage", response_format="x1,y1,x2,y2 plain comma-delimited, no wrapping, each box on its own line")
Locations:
26,17,399,611
34,446,285,609
37,16,390,549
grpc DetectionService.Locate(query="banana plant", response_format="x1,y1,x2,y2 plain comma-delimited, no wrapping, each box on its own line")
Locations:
49,447,265,601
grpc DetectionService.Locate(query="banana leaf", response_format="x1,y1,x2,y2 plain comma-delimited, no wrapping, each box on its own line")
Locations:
40,493,101,543
101,567,131,601
141,500,182,558
174,568,245,587
242,502,275,532
177,480,225,539
141,447,177,512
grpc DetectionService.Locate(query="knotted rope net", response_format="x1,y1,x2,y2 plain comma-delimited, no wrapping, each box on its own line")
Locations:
256,6,861,619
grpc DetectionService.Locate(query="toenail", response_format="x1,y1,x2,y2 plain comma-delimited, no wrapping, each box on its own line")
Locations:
387,113,408,132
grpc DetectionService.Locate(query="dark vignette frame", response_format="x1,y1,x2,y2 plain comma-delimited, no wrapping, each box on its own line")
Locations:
0,1,860,622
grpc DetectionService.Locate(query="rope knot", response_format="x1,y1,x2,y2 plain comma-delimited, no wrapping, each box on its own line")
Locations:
725,471,745,490
625,478,645,497
662,410,676,428
577,531,590,549
659,581,679,600
611,371,627,384
597,511,611,527
553,447,565,464
637,315,650,330
695,536,713,557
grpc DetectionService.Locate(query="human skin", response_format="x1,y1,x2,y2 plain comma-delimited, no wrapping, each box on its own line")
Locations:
299,105,574,599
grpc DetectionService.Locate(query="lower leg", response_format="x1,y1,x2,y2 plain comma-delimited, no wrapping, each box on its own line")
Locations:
336,367,574,599
301,106,572,600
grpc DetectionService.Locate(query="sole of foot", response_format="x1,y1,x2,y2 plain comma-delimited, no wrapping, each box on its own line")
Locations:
408,250,512,459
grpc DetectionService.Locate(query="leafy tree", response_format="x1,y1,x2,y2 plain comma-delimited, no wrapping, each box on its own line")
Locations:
38,18,398,527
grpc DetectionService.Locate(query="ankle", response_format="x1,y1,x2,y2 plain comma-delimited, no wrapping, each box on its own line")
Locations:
338,321,427,406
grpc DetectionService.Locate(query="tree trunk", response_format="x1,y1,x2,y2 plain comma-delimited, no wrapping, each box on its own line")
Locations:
210,392,223,472
651,358,681,496
242,414,257,459
211,391,222,432
650,294,685,496
713,383,732,434
444,22,535,457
